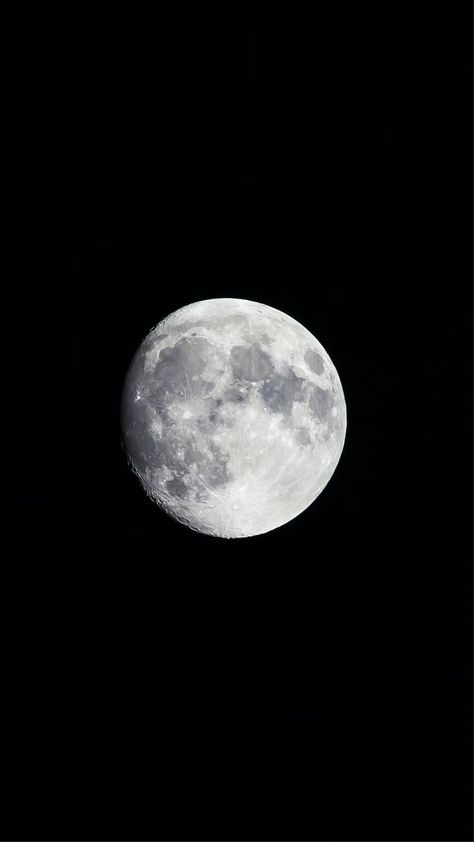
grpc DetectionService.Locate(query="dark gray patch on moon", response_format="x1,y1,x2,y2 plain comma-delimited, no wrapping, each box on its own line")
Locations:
158,336,210,374
206,443,231,488
309,385,333,420
305,349,324,375
295,427,311,445
230,343,274,382
224,387,248,403
162,434,231,501
161,433,232,500
204,397,223,424
308,385,336,437
260,367,305,415
148,337,212,407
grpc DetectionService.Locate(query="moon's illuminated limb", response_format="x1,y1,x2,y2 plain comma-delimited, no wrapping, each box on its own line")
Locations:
121,298,347,537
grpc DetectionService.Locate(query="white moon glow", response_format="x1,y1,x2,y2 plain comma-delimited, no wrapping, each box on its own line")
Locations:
121,298,346,537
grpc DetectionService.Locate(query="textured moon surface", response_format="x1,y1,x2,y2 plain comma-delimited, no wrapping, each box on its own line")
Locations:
121,299,346,537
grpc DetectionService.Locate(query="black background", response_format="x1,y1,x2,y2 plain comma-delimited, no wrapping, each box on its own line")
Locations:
8,9,473,841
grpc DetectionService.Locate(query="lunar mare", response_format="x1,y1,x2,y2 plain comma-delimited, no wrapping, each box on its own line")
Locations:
121,298,346,537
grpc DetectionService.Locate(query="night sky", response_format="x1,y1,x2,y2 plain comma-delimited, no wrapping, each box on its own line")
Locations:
8,9,472,841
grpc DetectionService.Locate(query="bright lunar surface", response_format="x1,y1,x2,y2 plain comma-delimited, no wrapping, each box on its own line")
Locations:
121,299,347,537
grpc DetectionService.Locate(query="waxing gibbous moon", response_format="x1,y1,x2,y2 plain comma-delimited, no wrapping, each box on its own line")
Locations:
121,298,347,538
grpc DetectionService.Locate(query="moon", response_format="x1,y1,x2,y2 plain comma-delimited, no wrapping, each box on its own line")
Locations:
121,298,347,538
